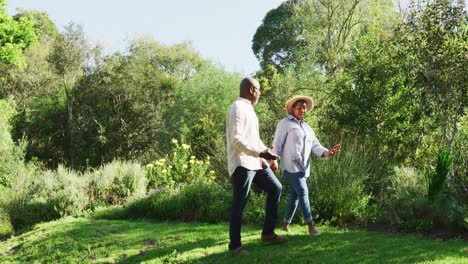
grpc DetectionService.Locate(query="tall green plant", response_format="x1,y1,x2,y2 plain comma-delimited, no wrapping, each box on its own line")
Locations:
308,137,375,225
428,149,452,201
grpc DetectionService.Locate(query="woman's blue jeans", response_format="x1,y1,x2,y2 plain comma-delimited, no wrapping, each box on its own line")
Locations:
229,166,282,250
283,170,313,224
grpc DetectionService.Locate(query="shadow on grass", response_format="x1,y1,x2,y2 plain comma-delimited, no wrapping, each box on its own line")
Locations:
197,229,468,264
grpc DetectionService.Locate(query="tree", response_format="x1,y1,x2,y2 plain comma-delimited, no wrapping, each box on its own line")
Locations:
395,0,467,151
48,23,95,168
72,38,205,168
0,10,59,103
0,0,37,68
252,0,306,69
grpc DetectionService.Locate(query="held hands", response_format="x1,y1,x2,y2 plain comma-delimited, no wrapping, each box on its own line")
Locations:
269,160,279,173
259,148,279,161
323,144,341,157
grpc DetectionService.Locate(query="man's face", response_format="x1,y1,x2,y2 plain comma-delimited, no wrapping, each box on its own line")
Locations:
292,101,307,121
252,84,261,105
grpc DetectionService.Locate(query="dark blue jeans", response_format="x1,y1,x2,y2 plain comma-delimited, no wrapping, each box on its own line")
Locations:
228,166,282,250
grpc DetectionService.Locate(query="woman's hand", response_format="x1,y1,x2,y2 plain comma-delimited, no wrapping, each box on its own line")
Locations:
323,144,341,157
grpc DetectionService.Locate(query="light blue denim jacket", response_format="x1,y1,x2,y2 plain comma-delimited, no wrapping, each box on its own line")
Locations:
271,115,327,178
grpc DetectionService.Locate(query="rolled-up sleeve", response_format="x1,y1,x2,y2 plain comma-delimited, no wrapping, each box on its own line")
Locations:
311,136,328,158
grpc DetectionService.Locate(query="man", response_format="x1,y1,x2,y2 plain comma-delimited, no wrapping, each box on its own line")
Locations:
226,77,288,255
271,95,341,236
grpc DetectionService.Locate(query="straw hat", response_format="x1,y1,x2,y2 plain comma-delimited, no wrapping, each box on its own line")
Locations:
285,95,314,115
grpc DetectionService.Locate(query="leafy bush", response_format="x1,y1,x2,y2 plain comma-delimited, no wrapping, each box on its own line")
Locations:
308,138,374,225
121,181,231,223
382,165,429,228
0,165,87,229
0,160,147,231
146,139,215,190
0,99,26,189
156,65,238,183
87,160,147,207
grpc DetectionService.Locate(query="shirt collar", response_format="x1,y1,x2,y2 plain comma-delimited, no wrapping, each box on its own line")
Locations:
237,97,253,107
288,114,305,124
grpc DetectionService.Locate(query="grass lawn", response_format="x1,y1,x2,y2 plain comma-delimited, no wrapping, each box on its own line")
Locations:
0,217,466,263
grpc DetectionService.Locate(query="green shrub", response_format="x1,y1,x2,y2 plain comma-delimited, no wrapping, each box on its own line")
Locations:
308,139,374,225
428,149,451,201
115,181,231,223
382,166,429,227
0,99,26,189
87,160,147,207
146,139,215,190
0,208,14,239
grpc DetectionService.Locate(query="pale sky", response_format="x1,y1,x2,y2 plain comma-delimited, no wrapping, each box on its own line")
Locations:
5,1,433,75
6,0,286,75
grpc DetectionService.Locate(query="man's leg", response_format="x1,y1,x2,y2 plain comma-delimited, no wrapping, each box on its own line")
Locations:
252,167,282,236
229,167,255,250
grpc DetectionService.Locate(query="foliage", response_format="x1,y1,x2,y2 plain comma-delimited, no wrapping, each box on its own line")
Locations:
145,139,214,190
121,181,231,223
0,0,37,68
0,99,25,189
72,38,205,168
87,160,147,207
308,138,375,225
428,149,452,201
13,92,67,167
159,64,239,181
395,0,467,150
252,0,305,69
328,31,423,172
382,166,430,228
0,218,466,263
0,164,87,230
0,10,59,102
0,159,147,231
450,113,467,204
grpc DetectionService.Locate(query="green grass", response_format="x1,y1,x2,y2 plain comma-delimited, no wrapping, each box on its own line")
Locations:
0,218,466,264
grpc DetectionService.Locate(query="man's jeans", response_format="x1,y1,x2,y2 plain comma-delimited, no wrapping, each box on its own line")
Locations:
283,170,313,224
229,166,282,250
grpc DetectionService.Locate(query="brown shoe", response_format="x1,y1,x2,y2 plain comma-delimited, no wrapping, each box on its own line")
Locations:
261,233,288,244
281,223,291,232
230,247,250,255
308,224,320,236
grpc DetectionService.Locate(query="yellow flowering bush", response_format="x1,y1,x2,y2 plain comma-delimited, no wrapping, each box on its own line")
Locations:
146,139,215,189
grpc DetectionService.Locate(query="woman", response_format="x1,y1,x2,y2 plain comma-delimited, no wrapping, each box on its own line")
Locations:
270,95,340,236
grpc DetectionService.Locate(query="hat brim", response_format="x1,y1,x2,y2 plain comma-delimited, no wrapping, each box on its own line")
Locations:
285,96,314,115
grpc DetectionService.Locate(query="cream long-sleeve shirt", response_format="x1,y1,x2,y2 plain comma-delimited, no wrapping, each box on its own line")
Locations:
226,97,267,176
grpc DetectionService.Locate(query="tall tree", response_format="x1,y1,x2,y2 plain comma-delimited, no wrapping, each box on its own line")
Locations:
72,38,205,168
48,23,94,168
252,0,306,69
395,0,467,151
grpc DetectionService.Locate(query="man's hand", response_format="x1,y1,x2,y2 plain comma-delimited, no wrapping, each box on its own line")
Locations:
269,160,279,173
259,149,279,161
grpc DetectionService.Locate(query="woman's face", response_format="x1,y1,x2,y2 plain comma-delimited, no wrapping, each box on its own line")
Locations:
292,101,307,121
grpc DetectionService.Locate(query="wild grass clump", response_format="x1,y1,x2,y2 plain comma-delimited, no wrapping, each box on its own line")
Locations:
309,138,375,225
87,160,147,207
121,181,231,223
